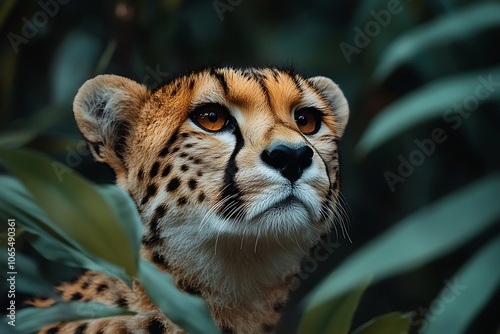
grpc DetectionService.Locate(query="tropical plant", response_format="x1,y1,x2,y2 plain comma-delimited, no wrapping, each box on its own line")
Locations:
298,2,500,333
0,149,219,333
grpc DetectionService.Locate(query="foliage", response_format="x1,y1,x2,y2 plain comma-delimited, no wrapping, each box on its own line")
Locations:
0,0,499,333
298,1,500,333
0,150,219,333
300,174,500,333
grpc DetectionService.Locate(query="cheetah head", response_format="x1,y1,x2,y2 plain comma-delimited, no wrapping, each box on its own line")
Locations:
74,68,349,252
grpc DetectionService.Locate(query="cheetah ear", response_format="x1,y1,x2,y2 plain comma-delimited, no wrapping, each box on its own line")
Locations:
307,76,349,137
73,74,150,175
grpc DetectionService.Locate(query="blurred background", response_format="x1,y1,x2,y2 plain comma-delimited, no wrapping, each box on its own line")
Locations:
1,0,499,333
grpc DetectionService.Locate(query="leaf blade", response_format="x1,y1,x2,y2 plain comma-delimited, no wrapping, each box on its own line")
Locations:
356,66,500,156
0,149,140,277
422,236,500,334
0,105,68,149
138,259,220,334
0,175,131,284
351,312,411,334
374,3,500,81
299,280,370,334
14,302,134,333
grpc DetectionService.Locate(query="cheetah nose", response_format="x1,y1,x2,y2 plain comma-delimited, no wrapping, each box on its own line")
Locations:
261,144,314,183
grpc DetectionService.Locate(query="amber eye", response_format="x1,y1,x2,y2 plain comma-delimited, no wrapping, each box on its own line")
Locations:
190,104,228,132
294,108,321,135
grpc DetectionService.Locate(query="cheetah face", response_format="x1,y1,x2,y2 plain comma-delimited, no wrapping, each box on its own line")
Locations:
74,68,348,244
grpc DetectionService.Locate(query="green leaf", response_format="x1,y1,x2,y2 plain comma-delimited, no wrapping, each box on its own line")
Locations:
93,39,118,75
0,321,14,333
0,105,68,149
352,312,411,334
422,236,500,334
5,251,56,296
356,66,500,156
299,280,370,334
302,172,500,316
374,3,500,81
0,176,132,284
0,175,71,248
0,149,140,277
138,259,220,334
97,185,142,264
13,302,134,333
50,30,101,104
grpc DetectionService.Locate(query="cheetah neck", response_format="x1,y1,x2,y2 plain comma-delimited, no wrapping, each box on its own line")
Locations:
143,223,318,308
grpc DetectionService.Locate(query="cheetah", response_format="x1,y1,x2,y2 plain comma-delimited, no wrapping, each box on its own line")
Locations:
29,67,349,333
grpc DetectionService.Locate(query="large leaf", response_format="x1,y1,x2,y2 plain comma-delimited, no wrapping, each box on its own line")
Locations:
299,280,369,334
0,149,141,277
97,185,143,264
138,259,220,334
50,30,101,104
3,251,56,296
0,322,12,334
0,105,68,149
422,236,500,334
374,3,500,81
12,302,134,333
0,175,73,249
352,312,411,334
356,66,500,156
302,172,500,315
0,175,132,284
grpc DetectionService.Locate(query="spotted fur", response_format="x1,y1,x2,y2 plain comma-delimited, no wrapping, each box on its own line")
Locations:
29,67,349,333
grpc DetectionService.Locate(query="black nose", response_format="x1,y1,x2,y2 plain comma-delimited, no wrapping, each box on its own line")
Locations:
261,144,314,183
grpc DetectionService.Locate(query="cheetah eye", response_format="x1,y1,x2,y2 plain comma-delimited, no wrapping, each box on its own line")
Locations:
190,104,229,132
294,107,322,135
